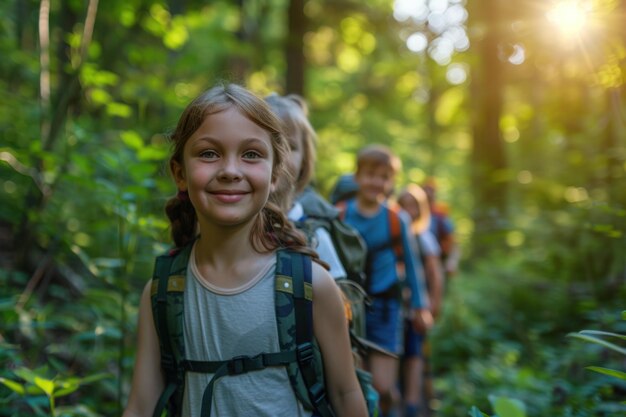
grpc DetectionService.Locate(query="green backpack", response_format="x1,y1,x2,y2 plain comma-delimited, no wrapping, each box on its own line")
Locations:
296,187,368,288
149,243,377,417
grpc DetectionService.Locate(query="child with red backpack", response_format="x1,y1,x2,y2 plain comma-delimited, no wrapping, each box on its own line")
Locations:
422,179,459,278
123,84,366,417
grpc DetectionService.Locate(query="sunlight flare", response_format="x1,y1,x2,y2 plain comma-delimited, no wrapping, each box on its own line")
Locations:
546,1,590,37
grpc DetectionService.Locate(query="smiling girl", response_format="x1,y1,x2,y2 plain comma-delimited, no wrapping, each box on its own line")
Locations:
122,84,366,417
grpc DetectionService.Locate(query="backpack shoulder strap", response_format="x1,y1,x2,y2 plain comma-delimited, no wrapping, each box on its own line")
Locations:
275,250,336,417
335,200,347,220
387,204,404,261
150,243,193,417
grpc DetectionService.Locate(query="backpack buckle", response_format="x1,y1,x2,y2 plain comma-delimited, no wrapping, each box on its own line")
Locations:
228,355,249,375
296,343,313,364
310,382,326,405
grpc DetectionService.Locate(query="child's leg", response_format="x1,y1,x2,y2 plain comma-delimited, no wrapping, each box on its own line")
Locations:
422,340,435,416
403,318,426,417
365,297,403,417
403,356,424,417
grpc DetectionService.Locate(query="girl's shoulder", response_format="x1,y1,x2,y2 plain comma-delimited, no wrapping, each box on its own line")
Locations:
311,261,338,298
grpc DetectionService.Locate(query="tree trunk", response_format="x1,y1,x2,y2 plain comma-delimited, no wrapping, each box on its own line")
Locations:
285,0,306,95
468,0,508,255
605,0,626,207
231,0,251,82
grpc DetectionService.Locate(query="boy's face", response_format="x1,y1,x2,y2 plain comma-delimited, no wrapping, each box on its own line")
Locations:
354,163,395,205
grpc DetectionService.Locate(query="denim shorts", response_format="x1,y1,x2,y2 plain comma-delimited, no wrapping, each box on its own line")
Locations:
403,318,425,358
365,297,403,355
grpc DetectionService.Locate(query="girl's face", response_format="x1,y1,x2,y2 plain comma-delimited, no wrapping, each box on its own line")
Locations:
172,106,275,228
398,194,420,221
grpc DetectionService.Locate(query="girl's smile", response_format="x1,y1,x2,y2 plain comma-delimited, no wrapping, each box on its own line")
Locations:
209,189,249,204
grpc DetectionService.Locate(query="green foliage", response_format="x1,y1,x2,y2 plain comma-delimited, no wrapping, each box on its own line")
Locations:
0,0,624,415
0,366,109,417
567,321,626,383
435,259,626,417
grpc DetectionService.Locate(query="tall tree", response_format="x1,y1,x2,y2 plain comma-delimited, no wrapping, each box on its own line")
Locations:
468,0,508,254
285,0,306,94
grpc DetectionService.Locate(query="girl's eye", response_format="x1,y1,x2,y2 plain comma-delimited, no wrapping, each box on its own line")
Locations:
242,150,262,159
200,150,218,159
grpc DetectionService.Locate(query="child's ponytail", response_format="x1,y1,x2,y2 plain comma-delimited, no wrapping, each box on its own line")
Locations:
253,199,329,270
165,194,197,248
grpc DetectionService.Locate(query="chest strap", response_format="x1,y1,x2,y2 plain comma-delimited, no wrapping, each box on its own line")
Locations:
184,349,303,417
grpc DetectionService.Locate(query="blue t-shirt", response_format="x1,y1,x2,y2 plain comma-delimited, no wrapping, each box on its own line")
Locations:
429,211,454,241
341,199,429,309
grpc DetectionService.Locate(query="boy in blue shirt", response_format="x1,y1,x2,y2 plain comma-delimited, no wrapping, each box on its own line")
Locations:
339,145,432,417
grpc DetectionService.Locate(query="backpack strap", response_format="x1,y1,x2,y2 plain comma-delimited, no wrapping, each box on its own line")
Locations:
150,246,337,417
192,350,299,416
387,204,404,260
192,250,335,417
335,200,347,220
275,250,336,417
150,244,193,417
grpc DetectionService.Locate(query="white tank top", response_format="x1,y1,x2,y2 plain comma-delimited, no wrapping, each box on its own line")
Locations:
181,245,312,417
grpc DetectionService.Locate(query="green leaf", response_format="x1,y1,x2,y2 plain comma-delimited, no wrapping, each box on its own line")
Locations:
568,332,626,355
78,372,111,385
25,384,46,395
120,131,144,150
53,381,80,397
137,146,168,161
468,406,490,417
0,377,25,395
579,330,626,341
586,366,626,380
34,376,54,396
14,367,39,384
489,396,526,417
107,102,133,118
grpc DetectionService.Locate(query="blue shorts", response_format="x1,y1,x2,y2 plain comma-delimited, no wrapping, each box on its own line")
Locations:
403,318,425,358
365,297,403,355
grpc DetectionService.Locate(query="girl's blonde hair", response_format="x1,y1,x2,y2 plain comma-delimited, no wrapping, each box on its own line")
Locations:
397,183,431,235
264,93,317,194
164,83,315,257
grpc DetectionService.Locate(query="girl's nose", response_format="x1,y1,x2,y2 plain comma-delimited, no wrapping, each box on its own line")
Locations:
217,157,243,181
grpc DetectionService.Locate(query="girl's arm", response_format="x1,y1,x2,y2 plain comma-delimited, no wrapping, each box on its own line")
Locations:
424,254,444,318
399,213,429,309
312,264,367,417
122,282,165,417
399,212,433,333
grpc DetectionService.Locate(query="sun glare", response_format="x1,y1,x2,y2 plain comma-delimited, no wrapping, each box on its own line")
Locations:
546,1,590,37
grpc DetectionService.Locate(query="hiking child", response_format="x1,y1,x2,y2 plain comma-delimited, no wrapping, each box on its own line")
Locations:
338,145,433,417
422,178,459,278
265,93,347,280
123,83,366,417
397,184,444,417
